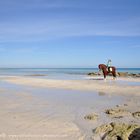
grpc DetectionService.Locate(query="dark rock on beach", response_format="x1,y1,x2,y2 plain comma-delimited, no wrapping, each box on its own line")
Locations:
132,112,140,119
84,113,99,121
129,127,140,140
117,72,140,78
88,72,99,76
25,74,47,76
88,71,140,78
92,122,140,140
117,72,129,77
105,108,131,118
129,73,140,78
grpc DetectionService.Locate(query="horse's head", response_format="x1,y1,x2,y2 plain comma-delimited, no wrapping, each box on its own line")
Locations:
98,64,107,70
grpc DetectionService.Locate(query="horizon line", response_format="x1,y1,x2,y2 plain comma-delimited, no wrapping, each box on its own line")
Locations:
0,67,140,69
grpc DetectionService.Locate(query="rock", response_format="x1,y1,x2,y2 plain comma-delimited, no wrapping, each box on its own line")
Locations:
128,73,140,78
116,105,120,107
88,72,98,76
26,74,47,76
92,122,140,140
129,73,137,77
117,72,128,77
117,72,140,78
84,113,99,121
136,74,140,78
132,112,140,119
129,128,140,140
98,92,106,96
105,108,131,118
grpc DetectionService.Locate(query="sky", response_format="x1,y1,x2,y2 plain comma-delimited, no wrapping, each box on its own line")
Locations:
0,0,140,68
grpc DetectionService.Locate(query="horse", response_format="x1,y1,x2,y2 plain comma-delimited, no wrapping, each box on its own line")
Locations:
98,64,116,79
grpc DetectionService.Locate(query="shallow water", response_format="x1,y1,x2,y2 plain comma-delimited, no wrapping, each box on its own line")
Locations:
116,79,140,86
0,68,140,76
86,76,140,86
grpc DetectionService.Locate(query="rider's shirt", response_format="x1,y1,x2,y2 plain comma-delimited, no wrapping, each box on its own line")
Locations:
107,61,111,67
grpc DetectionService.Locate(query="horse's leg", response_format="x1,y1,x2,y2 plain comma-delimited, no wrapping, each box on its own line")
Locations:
112,71,116,80
103,71,106,80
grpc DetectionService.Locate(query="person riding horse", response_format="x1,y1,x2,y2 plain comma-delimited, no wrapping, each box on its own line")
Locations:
107,59,112,72
98,60,116,79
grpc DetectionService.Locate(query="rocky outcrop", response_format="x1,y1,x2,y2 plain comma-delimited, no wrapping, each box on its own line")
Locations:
84,113,99,121
88,72,140,78
129,127,140,140
117,72,140,77
117,72,128,77
132,112,140,119
92,122,140,140
129,73,140,78
88,72,100,76
105,108,131,118
105,107,140,119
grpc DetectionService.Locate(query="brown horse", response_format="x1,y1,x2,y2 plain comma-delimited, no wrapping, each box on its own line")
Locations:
98,64,116,79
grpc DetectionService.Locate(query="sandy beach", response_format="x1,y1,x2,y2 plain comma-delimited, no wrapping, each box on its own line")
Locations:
0,76,140,140
2,76,140,94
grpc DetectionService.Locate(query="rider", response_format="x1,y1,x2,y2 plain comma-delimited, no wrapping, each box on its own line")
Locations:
107,59,112,72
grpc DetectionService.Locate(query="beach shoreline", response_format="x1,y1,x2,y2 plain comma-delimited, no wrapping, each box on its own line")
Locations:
0,76,140,140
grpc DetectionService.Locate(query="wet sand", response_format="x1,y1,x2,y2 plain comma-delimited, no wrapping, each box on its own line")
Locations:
0,82,85,140
0,76,140,140
2,76,140,94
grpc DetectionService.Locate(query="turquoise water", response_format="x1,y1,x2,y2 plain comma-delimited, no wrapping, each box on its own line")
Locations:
0,68,140,76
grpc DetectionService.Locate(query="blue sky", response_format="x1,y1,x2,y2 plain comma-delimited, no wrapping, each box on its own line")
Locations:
0,0,140,68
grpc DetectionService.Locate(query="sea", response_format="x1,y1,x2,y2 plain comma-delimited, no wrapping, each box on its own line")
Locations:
0,68,140,79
